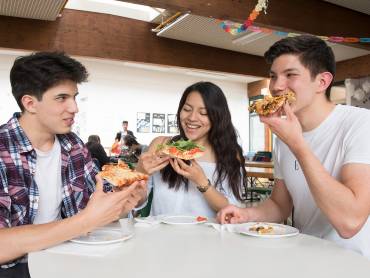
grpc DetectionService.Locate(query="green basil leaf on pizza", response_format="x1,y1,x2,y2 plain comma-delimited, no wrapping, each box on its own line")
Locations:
157,139,205,160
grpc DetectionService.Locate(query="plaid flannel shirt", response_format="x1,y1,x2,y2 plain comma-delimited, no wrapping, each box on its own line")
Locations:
0,113,98,269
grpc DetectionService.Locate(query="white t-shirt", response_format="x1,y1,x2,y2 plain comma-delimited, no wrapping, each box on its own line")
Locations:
149,161,242,218
274,104,370,258
33,137,63,224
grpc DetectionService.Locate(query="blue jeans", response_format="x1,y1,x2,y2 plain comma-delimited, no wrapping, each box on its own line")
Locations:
0,263,30,278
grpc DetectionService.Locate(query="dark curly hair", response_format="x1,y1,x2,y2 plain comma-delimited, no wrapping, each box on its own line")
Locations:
10,51,88,111
124,135,139,147
160,81,247,201
264,35,335,100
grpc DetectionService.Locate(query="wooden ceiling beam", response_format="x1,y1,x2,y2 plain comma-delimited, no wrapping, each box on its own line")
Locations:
0,9,269,77
122,0,370,50
335,55,370,82
247,79,269,98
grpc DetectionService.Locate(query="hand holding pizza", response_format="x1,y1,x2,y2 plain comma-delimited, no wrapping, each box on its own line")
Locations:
81,176,144,228
136,151,170,175
128,179,148,208
260,103,305,153
170,158,208,187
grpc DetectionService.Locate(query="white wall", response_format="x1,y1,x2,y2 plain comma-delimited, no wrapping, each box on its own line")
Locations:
0,52,21,121
0,50,250,152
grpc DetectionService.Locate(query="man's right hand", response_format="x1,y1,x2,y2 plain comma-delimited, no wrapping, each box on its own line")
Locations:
217,205,250,224
81,176,143,231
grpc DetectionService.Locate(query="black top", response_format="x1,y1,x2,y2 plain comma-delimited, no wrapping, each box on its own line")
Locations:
0,262,31,278
115,130,134,141
86,142,110,170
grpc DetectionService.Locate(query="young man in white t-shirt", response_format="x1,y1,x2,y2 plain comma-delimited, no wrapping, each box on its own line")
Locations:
0,52,147,276
218,35,370,258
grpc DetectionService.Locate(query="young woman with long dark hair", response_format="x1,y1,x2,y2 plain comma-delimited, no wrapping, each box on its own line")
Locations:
136,81,247,217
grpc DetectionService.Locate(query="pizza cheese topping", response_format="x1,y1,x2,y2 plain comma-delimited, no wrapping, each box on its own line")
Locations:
249,223,274,234
249,90,296,116
98,161,148,187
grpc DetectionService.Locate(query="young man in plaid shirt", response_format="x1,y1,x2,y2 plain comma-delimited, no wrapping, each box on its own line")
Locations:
0,52,147,277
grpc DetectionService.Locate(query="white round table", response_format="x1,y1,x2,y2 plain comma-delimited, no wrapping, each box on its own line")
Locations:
29,222,370,277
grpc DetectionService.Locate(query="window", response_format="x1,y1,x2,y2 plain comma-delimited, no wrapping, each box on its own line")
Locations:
249,113,265,153
248,96,273,153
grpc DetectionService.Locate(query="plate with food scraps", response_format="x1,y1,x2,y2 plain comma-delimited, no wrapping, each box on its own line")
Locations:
161,215,208,225
234,222,299,238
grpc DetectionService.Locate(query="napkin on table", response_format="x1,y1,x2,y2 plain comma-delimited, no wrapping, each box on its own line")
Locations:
205,222,239,233
44,241,121,257
134,215,164,227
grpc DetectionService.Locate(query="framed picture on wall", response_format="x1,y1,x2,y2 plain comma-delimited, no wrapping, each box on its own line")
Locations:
137,112,150,133
167,114,179,134
152,113,165,133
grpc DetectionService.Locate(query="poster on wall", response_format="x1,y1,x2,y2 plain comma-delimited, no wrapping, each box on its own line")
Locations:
136,112,151,133
167,114,179,134
152,113,165,133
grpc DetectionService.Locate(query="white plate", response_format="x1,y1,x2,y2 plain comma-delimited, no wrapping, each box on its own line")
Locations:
161,215,208,225
235,222,299,238
70,229,133,245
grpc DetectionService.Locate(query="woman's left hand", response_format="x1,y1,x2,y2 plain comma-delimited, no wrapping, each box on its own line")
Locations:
169,158,208,186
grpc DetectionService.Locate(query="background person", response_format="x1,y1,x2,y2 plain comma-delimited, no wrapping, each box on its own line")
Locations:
112,120,134,157
120,134,143,164
115,120,134,144
86,135,111,170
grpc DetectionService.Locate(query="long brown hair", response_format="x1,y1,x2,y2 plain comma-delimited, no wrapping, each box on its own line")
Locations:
161,82,247,201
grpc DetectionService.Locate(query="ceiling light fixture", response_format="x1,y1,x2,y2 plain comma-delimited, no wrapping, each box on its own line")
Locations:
123,62,170,72
185,71,228,80
157,13,190,36
232,31,269,45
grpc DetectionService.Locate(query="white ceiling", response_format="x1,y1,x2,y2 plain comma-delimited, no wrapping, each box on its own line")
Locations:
0,0,67,20
149,0,370,63
156,13,370,62
323,0,370,15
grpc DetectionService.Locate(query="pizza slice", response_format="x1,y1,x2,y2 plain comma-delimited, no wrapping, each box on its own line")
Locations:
249,90,296,116
157,139,205,160
98,161,148,187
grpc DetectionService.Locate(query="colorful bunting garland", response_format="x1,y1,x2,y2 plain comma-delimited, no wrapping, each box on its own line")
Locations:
220,0,370,43
221,0,268,35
